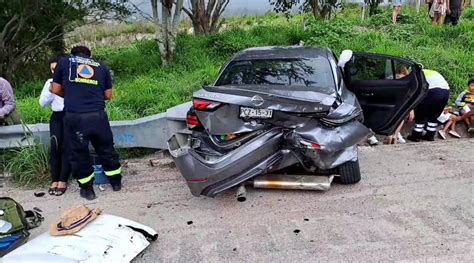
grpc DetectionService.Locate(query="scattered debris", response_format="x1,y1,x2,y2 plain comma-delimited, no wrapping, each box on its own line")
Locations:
149,158,175,168
187,221,193,225
293,229,300,234
147,204,152,208
304,218,309,222
33,192,45,197
99,185,106,191
233,248,237,252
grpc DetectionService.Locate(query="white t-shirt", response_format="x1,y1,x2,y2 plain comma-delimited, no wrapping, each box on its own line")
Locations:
39,78,64,112
423,70,450,90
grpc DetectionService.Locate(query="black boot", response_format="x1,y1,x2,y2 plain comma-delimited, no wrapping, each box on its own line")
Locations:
407,131,423,142
422,131,436,141
108,175,122,192
79,182,96,200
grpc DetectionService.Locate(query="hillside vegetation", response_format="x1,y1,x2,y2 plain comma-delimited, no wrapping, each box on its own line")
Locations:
15,7,474,124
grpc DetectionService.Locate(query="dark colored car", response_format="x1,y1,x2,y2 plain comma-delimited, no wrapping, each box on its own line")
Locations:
168,46,427,197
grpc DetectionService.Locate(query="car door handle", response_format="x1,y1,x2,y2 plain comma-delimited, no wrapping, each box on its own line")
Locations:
361,92,374,97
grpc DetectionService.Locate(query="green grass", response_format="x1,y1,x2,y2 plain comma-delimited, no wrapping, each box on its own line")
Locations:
4,143,49,188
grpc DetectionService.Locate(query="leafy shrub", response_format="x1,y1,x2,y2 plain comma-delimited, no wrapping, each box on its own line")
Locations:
305,18,354,48
94,40,162,76
462,7,474,20
207,28,260,57
365,8,422,27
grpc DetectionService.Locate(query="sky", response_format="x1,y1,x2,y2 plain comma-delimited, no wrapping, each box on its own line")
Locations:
130,0,280,18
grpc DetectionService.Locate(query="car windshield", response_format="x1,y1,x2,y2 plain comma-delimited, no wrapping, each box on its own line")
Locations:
215,57,335,89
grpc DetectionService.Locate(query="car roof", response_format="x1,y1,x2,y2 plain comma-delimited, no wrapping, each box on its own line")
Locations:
231,46,332,61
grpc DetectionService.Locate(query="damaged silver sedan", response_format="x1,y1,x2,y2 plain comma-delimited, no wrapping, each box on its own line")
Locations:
168,46,427,197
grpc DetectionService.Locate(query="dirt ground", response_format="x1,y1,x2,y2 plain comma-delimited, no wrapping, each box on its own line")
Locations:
1,139,473,262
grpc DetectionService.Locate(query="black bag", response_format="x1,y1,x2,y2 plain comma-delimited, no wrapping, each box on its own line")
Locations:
0,197,43,257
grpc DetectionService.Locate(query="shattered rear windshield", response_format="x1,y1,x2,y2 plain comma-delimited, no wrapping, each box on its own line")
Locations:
215,58,335,88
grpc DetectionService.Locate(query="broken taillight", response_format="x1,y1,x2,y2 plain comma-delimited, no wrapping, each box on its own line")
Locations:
299,139,322,150
193,99,221,111
186,113,200,129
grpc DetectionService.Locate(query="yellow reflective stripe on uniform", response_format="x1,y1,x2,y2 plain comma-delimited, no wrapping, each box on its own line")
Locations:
423,69,437,77
78,173,95,184
105,167,122,176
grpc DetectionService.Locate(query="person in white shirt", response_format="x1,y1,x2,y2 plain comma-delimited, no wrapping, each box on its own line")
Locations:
407,69,450,142
39,56,70,196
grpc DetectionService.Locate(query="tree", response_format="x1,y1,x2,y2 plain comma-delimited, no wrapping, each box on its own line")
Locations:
0,0,78,81
365,0,380,16
150,0,184,65
182,0,230,35
269,0,341,20
0,0,132,81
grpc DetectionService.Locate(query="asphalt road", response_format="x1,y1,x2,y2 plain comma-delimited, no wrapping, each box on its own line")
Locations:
2,139,473,262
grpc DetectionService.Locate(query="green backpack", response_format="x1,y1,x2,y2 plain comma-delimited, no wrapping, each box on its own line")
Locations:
0,197,43,256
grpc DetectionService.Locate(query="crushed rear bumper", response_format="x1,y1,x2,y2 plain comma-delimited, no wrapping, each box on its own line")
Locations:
168,121,370,197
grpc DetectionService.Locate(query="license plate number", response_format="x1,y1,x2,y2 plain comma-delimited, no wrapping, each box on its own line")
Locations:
240,107,273,119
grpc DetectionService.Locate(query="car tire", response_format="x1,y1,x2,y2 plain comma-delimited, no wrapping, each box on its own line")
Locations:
337,160,361,184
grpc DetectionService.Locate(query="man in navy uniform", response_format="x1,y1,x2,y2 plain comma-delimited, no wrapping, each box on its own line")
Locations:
51,46,121,200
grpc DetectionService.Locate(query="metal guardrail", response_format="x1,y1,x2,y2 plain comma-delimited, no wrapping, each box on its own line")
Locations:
0,102,191,150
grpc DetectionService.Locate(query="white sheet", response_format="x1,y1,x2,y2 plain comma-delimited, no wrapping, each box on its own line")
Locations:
1,214,157,263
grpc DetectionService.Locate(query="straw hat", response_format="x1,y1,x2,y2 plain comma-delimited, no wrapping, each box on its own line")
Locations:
49,205,102,236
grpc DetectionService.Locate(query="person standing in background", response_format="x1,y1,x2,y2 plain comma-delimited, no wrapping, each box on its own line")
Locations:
445,0,469,26
39,56,71,196
0,77,20,126
430,0,447,25
392,0,404,24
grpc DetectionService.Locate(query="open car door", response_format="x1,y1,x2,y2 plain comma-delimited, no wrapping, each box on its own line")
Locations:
343,52,428,135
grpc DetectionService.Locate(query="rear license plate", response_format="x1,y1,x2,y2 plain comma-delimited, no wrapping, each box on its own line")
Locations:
240,107,273,119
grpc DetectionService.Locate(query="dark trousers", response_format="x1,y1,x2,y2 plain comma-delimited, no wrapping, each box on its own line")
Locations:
49,111,71,182
64,111,120,186
444,15,460,26
413,88,450,132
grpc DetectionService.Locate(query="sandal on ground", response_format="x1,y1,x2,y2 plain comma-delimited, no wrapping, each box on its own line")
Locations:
448,130,461,138
438,130,447,140
55,187,67,196
48,187,57,195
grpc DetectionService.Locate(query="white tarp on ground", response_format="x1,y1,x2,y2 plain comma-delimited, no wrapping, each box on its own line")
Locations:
1,214,157,263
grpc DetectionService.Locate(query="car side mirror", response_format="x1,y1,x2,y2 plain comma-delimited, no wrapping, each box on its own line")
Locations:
337,50,353,68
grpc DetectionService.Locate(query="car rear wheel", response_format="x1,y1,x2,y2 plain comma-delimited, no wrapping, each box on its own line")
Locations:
337,160,361,184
